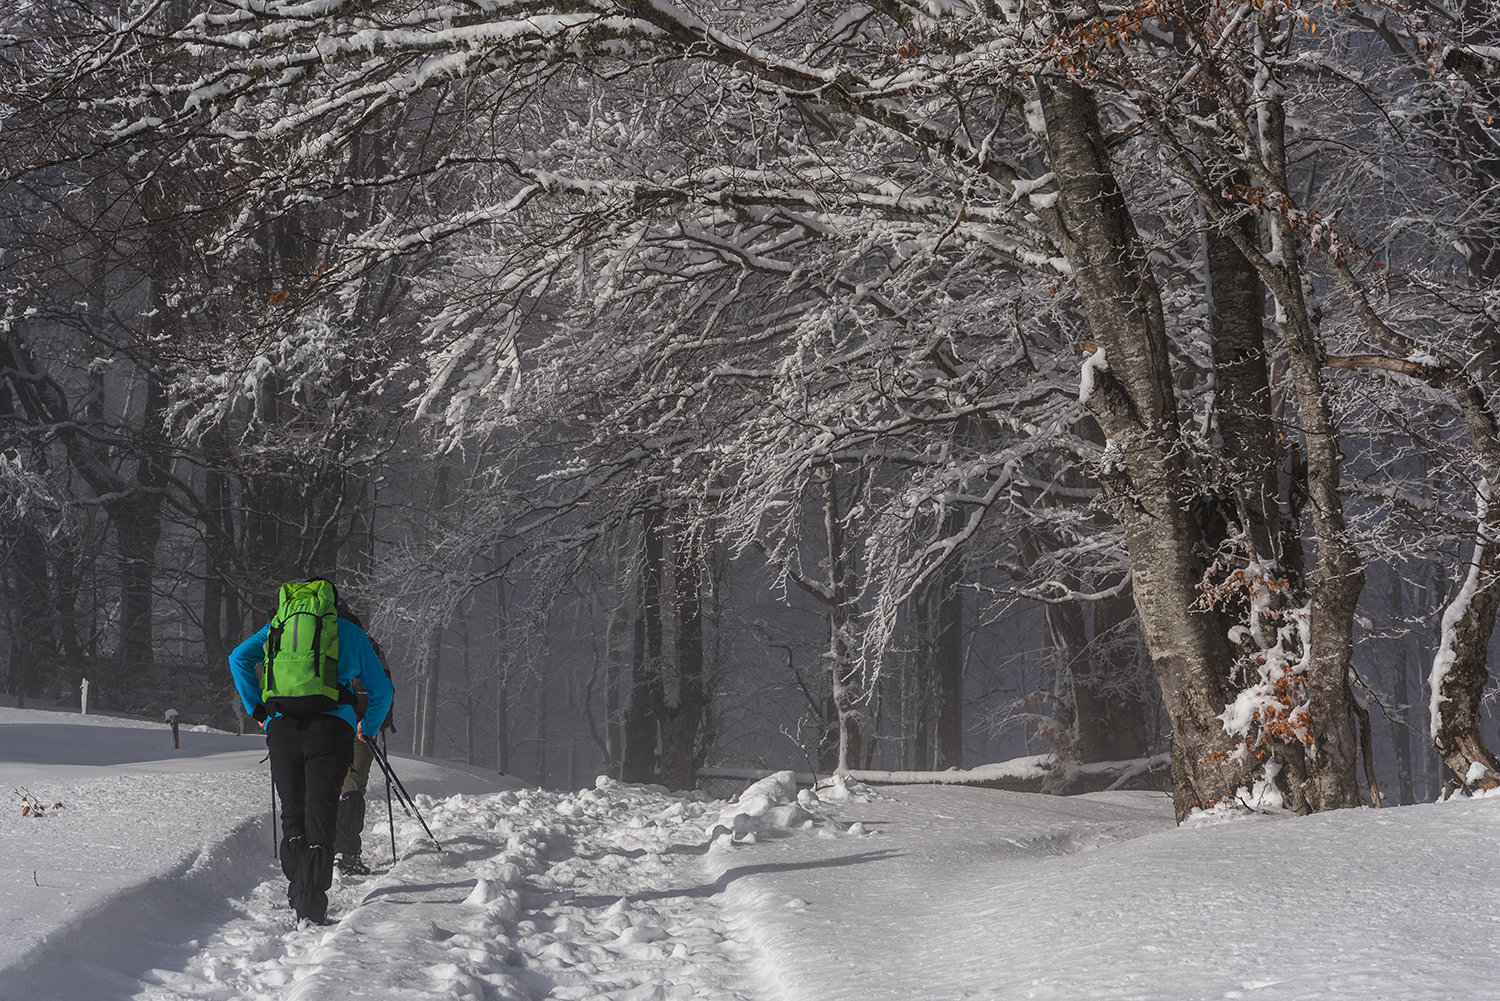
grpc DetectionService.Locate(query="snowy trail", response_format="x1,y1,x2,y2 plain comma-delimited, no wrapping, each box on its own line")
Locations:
706,783,1500,1001
3,764,764,1001
12,707,1500,1001
702,784,1177,1001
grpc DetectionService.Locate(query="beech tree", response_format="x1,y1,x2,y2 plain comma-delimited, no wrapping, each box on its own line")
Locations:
8,0,1500,813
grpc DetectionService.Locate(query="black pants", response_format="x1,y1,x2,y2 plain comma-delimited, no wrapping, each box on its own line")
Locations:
268,715,355,923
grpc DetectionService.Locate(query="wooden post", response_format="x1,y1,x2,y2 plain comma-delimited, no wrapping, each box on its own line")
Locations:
165,708,180,749
80,678,89,715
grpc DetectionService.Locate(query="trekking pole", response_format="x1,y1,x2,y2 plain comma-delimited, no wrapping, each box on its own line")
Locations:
368,739,442,850
369,744,436,850
367,739,419,814
262,750,278,860
369,740,438,847
364,744,419,856
382,731,396,866
366,740,415,813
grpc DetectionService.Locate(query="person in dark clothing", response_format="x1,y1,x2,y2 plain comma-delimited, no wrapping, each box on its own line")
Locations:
329,599,395,877
334,732,378,875
228,586,393,926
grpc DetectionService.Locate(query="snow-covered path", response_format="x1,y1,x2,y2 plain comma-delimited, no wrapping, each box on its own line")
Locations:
703,784,1177,1001
10,705,1500,1001
3,703,761,1001
709,783,1500,1001
62,778,761,1001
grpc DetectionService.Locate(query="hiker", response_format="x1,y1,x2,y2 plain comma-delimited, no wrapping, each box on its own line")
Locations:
228,578,393,926
330,598,395,877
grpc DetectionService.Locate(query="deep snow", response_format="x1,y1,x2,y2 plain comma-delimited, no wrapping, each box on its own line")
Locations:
3,703,1500,1001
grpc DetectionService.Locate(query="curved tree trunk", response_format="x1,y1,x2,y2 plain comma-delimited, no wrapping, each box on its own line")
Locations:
1037,80,1247,820
1431,490,1500,791
1267,255,1363,813
1146,75,1367,814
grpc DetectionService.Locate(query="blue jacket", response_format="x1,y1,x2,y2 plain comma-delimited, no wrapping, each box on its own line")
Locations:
229,618,394,736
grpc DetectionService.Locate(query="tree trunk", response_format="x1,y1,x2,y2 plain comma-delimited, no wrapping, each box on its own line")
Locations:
1207,218,1281,568
417,461,451,758
934,507,965,769
585,570,625,778
495,567,510,774
10,644,26,709
821,465,860,773
660,517,705,791
1090,585,1151,762
622,509,664,783
1390,566,1415,805
114,496,163,693
461,613,475,767
1262,212,1364,812
1037,80,1247,819
1431,491,1500,791
534,664,548,786
418,622,443,757
55,545,87,703
907,595,932,770
496,670,510,773
1147,50,1371,813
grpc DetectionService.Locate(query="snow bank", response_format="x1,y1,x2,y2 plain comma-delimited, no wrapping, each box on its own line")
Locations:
700,752,1167,793
707,770,812,842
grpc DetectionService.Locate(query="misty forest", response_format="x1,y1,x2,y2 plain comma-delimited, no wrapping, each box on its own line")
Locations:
3,0,1500,822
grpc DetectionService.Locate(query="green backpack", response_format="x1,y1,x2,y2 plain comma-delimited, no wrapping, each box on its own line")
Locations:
261,579,348,716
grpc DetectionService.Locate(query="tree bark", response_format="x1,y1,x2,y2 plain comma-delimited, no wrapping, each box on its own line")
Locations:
622,509,664,783
495,562,511,774
1037,80,1247,819
1091,585,1151,762
1207,219,1281,568
1389,566,1416,805
660,516,705,791
1261,213,1364,812
417,460,451,757
907,596,932,770
534,658,548,785
1145,69,1367,813
1431,494,1500,791
933,506,965,770
820,465,860,774
602,535,628,777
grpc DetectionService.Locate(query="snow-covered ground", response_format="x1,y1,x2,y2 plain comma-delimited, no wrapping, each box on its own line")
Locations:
4,704,1500,1001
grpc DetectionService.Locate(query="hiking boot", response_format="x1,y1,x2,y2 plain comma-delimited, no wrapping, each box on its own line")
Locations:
336,853,370,876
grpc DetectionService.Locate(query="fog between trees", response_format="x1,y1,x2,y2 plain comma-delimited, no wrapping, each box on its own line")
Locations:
3,0,1500,819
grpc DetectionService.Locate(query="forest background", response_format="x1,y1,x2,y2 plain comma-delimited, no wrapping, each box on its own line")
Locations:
4,0,1500,821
